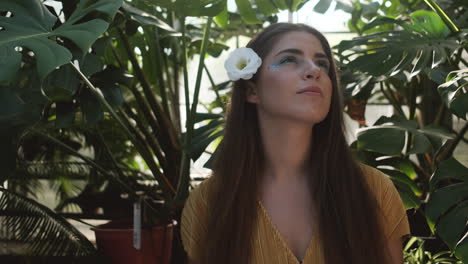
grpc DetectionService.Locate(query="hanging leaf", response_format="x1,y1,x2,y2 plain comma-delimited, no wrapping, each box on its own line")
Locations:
91,65,130,109
214,5,229,28
271,0,288,10
313,0,332,14
121,2,180,36
80,87,104,125
42,64,80,102
56,101,76,129
255,0,279,16
235,0,262,24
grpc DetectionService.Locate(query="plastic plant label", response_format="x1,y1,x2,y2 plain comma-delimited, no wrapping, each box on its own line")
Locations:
133,199,141,250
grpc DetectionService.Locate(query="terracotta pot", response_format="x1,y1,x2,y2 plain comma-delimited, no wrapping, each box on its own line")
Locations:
92,220,175,264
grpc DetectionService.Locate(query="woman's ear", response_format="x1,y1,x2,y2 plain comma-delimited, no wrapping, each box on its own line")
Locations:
246,81,259,104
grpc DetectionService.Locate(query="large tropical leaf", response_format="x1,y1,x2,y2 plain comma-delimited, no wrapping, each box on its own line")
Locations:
0,0,123,81
234,0,307,24
121,2,180,36
255,0,279,16
337,11,459,79
438,69,468,120
0,187,96,256
235,0,262,24
357,115,454,155
426,158,468,263
353,144,422,210
183,113,224,162
143,0,226,17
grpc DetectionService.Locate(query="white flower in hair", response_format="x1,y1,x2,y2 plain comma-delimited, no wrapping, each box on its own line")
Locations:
224,47,262,81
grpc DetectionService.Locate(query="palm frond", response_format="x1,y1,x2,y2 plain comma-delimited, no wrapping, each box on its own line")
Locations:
0,187,96,256
9,161,92,201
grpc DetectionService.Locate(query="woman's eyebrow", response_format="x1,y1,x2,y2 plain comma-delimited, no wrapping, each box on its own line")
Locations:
275,48,303,57
274,48,328,60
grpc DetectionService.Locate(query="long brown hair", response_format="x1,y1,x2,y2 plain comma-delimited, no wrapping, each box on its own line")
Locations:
202,23,390,264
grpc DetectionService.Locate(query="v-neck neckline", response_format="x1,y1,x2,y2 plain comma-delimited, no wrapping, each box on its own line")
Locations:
258,200,314,264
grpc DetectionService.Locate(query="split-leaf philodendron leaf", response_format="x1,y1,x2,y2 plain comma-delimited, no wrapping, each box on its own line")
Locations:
0,0,123,81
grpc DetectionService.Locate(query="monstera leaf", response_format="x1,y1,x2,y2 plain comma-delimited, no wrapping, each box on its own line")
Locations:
426,158,468,262
357,115,454,155
0,0,123,81
337,11,460,78
438,69,468,120
234,0,307,24
143,0,226,17
353,143,422,210
143,0,299,24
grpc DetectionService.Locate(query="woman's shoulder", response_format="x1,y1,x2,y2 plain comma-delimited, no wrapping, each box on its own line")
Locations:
182,174,216,223
186,175,215,206
356,162,398,205
356,162,392,190
356,162,411,240
181,175,215,261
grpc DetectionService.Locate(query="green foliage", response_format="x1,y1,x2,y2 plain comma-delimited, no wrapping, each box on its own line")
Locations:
337,0,468,261
357,115,454,155
426,158,468,261
438,69,468,119
0,0,123,81
1,0,467,261
0,187,96,256
0,0,284,258
337,11,459,79
143,0,226,17
404,237,463,263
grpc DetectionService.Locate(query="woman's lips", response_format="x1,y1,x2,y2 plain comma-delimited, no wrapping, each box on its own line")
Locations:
297,86,322,95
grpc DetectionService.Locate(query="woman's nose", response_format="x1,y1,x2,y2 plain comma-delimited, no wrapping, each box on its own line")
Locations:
303,61,320,80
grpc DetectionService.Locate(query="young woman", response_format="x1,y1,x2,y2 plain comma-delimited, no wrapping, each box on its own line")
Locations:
181,23,410,264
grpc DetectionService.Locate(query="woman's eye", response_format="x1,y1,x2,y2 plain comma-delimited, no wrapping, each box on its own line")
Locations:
317,60,330,71
279,56,297,64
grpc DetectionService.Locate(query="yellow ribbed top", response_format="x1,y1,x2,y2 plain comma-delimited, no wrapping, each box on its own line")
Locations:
181,164,411,263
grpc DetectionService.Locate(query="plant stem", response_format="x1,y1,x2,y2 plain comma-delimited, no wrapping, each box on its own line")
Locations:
95,128,128,180
423,0,459,34
204,64,225,112
151,27,171,116
122,102,169,173
380,82,406,117
117,28,181,188
433,103,445,126
117,28,179,155
174,17,213,203
69,62,175,198
409,79,417,120
105,32,124,68
69,63,132,140
180,16,191,127
435,121,468,164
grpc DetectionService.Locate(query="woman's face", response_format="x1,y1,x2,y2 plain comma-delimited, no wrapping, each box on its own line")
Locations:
247,31,333,125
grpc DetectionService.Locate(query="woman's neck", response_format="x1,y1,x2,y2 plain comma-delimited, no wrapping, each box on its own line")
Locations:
257,114,314,183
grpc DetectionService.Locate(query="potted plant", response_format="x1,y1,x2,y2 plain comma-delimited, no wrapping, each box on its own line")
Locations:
0,0,279,262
